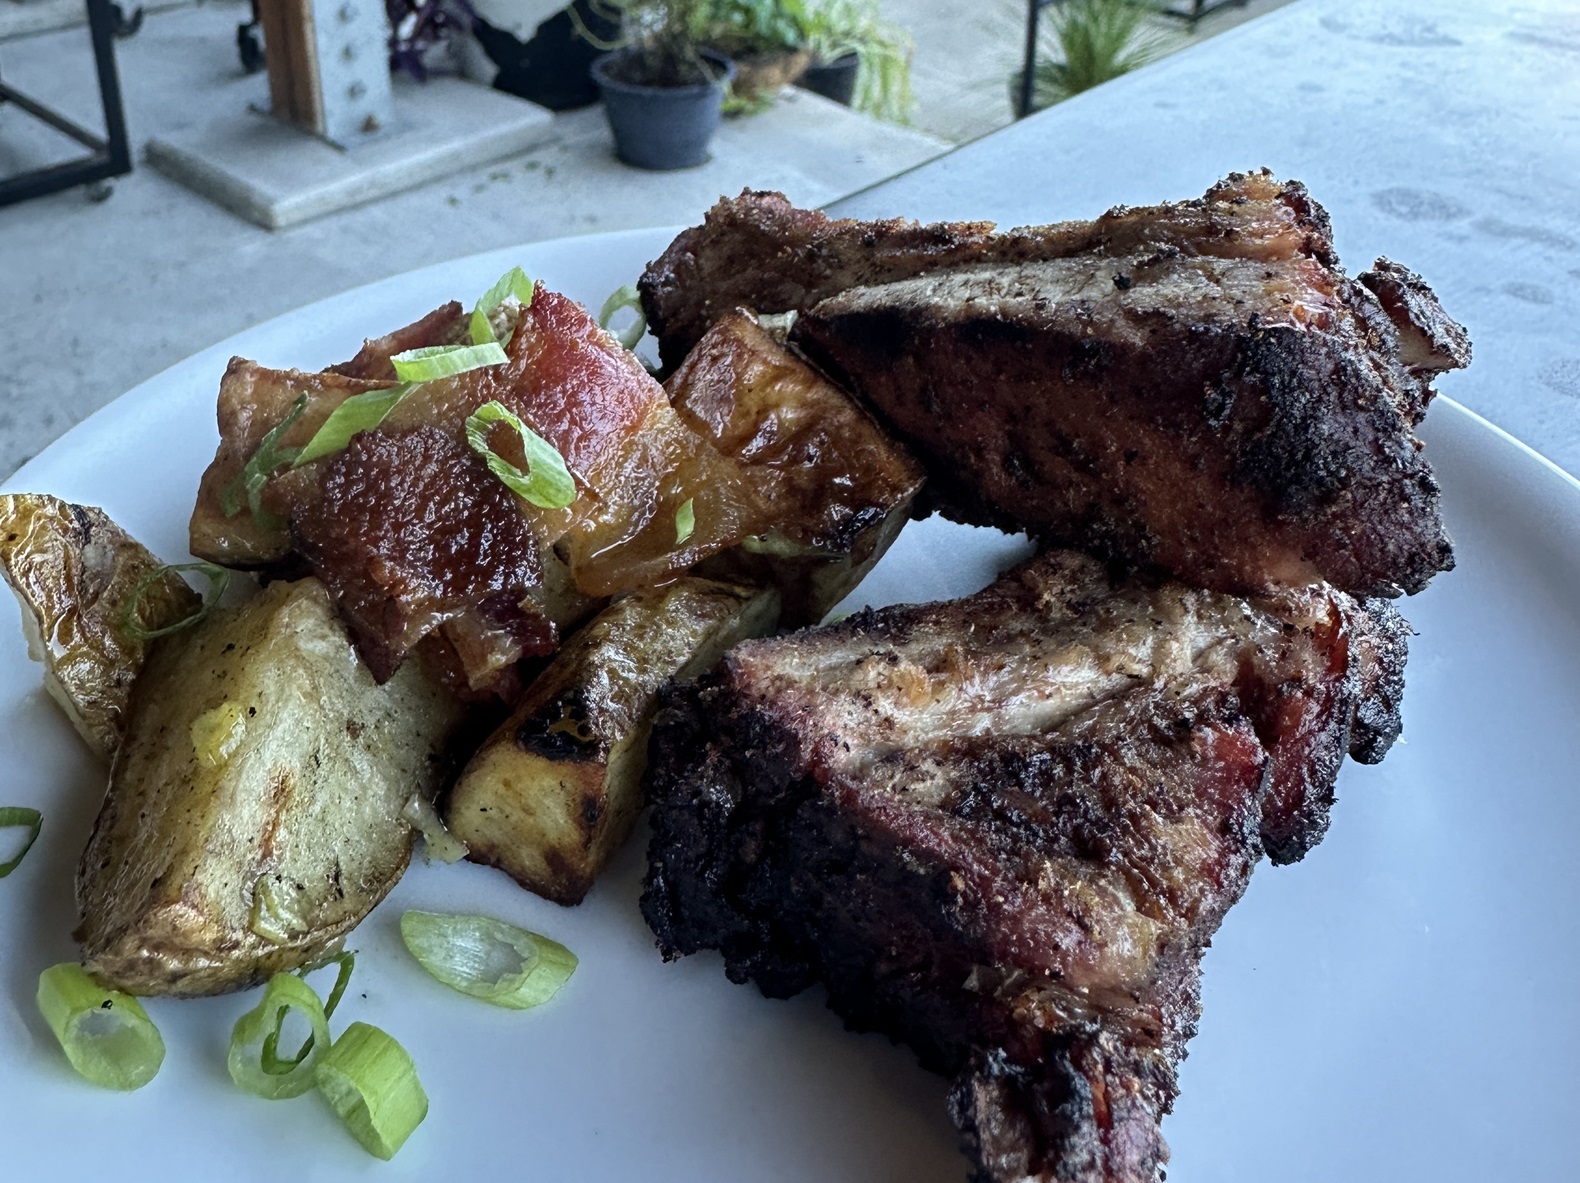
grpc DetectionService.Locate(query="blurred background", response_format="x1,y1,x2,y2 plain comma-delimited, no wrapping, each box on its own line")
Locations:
0,0,1294,479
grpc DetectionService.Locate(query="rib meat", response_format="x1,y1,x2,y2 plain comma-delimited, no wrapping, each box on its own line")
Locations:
639,172,1470,599
641,550,1408,1182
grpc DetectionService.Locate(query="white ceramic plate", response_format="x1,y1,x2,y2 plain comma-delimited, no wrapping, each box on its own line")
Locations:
3,230,1576,1183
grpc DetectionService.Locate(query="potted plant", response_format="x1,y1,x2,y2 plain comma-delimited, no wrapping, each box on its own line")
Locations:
701,0,810,102
1014,0,1170,114
795,0,913,123
585,0,738,170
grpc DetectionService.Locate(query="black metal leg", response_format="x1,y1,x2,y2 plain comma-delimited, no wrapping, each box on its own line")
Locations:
87,0,133,175
1158,0,1249,27
1019,0,1063,119
0,0,134,206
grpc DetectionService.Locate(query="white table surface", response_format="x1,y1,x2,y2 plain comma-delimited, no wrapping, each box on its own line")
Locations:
830,0,1580,481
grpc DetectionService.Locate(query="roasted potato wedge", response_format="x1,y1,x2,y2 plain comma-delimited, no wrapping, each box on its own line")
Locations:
666,309,925,625
446,577,780,904
76,577,464,996
0,493,201,760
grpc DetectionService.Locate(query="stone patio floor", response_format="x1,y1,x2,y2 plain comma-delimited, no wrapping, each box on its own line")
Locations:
0,0,1295,478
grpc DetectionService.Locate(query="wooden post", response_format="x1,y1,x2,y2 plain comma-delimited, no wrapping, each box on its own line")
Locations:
257,0,393,147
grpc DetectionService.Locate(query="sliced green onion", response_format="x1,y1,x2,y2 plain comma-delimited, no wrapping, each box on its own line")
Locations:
390,341,507,384
402,794,468,865
463,401,576,510
117,561,230,643
598,283,647,350
228,971,331,1099
316,1022,428,1160
36,963,165,1090
674,497,696,545
220,394,308,520
400,910,577,1010
293,382,416,467
469,266,535,346
0,806,42,878
305,949,357,1023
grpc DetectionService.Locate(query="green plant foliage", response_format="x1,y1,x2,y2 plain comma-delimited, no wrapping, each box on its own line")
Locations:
799,0,914,124
576,0,722,86
705,0,808,56
1030,0,1171,108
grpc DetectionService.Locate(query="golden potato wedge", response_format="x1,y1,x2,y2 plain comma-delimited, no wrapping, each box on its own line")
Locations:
76,577,464,996
0,493,202,760
446,577,780,905
666,309,925,625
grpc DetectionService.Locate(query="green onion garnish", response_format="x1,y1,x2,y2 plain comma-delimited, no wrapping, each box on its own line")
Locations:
117,561,230,643
674,497,696,545
293,383,416,467
36,963,165,1090
469,266,535,346
0,806,42,878
389,342,508,384
400,910,577,1010
597,283,647,350
463,401,576,510
228,971,331,1099
305,949,356,1023
316,1022,428,1160
220,393,308,520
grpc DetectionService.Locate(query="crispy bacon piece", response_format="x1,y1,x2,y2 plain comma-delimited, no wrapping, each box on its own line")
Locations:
190,285,922,682
328,301,467,381
470,288,762,597
641,551,1409,1183
290,427,553,690
640,172,1469,599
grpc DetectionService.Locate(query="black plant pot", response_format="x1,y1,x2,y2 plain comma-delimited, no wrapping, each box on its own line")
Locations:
798,51,859,106
591,51,736,171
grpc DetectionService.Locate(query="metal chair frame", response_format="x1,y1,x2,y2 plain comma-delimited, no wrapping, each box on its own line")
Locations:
0,0,133,207
1017,0,1250,119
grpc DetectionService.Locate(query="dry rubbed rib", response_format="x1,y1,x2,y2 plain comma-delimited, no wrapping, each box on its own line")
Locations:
641,551,1408,1183
640,172,1470,599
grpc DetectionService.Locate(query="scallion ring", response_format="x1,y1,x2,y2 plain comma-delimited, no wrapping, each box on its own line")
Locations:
469,266,535,346
0,806,42,878
390,341,507,384
228,971,331,1099
400,910,577,1010
293,382,416,467
598,283,647,350
117,561,230,643
674,497,696,545
463,400,576,510
308,949,357,1023
220,393,308,520
36,963,165,1090
316,1022,428,1160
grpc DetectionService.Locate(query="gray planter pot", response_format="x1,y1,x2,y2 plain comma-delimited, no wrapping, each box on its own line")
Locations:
591,51,736,171
798,51,859,106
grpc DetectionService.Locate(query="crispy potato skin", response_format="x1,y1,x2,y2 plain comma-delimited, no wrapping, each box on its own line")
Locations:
446,578,780,905
76,578,463,996
0,494,201,760
667,310,925,626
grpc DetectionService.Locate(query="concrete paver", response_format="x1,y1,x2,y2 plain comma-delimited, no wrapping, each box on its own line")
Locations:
0,1,946,478
890,0,1300,144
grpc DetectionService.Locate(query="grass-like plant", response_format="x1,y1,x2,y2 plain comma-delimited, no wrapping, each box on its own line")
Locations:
1030,0,1171,108
800,0,914,123
574,0,723,86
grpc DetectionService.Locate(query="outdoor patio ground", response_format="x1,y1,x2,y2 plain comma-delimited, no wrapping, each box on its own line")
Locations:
0,0,1293,478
